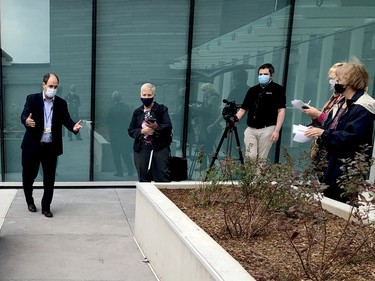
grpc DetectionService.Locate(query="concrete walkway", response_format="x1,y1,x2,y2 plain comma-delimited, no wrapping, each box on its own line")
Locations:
0,187,158,281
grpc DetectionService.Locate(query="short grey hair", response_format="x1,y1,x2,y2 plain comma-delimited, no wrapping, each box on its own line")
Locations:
112,90,121,102
140,83,156,94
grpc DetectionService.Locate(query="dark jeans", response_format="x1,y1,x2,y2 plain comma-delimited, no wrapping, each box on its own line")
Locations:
134,145,170,182
22,143,57,211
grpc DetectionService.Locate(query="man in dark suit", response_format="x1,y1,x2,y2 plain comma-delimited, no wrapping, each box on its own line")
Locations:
20,73,82,218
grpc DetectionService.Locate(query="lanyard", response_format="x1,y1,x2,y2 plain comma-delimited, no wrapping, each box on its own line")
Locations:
44,106,53,124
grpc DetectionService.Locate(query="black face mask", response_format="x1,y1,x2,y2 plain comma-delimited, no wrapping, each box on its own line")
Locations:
141,97,154,107
334,84,347,94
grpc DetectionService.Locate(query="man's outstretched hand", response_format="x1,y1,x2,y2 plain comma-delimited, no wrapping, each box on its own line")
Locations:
73,120,83,132
26,113,35,127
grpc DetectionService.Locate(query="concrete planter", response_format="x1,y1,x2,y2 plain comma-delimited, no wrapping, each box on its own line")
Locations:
134,182,372,281
135,182,256,281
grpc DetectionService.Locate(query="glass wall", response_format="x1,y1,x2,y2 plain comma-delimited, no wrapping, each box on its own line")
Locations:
0,0,92,181
1,0,375,183
178,0,291,178
282,0,375,162
94,0,189,180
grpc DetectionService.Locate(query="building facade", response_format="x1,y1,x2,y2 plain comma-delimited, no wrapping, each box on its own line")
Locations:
1,0,375,182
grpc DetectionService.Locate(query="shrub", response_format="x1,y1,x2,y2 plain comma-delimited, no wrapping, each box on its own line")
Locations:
192,145,375,280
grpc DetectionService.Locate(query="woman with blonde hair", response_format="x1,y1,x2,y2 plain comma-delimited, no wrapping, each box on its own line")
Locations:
303,62,345,126
304,62,345,160
305,59,375,202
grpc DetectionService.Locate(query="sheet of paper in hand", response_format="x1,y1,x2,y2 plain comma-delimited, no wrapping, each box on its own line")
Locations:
292,124,312,143
291,99,311,111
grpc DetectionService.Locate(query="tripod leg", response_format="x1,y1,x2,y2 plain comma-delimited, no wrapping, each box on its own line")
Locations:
188,144,199,179
233,126,244,164
208,126,229,169
226,127,234,157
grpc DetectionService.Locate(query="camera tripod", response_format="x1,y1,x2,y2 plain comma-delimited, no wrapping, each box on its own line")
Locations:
208,118,244,170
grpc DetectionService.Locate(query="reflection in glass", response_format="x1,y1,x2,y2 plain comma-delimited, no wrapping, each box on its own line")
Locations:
179,0,289,178
95,1,190,180
106,91,135,178
1,0,375,182
1,0,92,181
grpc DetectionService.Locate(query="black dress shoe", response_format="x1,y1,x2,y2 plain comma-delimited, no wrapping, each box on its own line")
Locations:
28,204,37,212
42,210,53,218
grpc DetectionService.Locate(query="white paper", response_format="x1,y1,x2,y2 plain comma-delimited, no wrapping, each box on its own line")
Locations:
291,99,310,112
292,124,312,143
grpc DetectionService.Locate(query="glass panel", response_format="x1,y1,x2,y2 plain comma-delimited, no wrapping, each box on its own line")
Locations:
95,0,190,180
283,0,375,165
175,0,290,179
2,0,374,183
0,0,92,181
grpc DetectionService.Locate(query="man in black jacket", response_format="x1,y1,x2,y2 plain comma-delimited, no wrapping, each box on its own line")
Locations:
20,73,82,217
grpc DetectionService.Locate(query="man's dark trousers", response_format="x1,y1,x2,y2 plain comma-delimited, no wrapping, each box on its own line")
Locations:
22,142,57,212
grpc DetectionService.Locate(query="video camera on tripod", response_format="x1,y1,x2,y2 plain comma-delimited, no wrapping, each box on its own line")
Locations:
222,99,241,123
205,99,244,176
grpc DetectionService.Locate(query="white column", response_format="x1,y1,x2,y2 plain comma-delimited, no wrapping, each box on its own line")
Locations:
349,28,364,60
290,36,309,147
316,36,334,107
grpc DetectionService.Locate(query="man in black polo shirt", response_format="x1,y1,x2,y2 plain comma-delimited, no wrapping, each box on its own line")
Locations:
236,63,286,160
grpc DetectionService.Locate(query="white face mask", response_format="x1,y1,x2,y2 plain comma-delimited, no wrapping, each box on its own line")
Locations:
329,79,336,90
45,88,57,98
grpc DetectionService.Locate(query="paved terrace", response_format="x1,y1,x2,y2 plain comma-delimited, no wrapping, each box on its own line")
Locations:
0,186,158,281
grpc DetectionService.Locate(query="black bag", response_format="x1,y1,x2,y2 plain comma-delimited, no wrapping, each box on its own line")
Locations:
169,156,188,181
